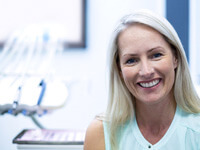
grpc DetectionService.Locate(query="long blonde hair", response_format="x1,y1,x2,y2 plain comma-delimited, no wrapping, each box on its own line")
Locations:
105,9,200,149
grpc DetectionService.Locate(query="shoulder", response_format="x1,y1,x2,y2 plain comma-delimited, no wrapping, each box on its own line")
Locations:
182,113,200,148
84,119,105,150
178,108,200,132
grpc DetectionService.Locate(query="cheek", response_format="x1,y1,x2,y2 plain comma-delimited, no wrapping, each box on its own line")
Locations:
160,62,176,83
121,68,137,86
158,57,176,74
121,68,132,80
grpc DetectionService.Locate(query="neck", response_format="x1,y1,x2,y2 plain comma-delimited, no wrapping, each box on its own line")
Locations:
135,96,176,144
136,101,176,126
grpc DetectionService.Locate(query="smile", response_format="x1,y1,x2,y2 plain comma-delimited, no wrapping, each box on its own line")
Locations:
138,79,160,88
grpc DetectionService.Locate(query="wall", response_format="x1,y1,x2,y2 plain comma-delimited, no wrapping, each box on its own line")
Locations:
190,0,200,86
0,0,165,149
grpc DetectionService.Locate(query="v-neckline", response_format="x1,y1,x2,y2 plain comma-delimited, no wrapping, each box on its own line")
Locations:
132,106,180,149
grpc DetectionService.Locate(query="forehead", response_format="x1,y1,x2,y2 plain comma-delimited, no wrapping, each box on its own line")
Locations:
118,23,163,42
117,23,167,51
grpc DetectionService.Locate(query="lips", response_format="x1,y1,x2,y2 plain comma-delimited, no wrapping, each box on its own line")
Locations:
138,79,160,88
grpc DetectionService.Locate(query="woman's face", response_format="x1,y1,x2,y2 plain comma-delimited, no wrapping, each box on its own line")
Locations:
118,24,177,105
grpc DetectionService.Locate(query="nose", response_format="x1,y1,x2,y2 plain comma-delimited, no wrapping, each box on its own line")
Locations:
139,60,154,78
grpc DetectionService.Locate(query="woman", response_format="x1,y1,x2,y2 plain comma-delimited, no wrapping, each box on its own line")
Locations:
84,9,200,150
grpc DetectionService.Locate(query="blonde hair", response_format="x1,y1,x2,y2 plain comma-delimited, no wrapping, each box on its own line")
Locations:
105,9,200,149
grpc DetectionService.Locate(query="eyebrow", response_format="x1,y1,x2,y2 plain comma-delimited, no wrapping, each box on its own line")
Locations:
148,47,163,53
121,46,163,57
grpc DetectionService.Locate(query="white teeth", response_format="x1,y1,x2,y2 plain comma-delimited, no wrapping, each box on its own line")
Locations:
139,79,160,88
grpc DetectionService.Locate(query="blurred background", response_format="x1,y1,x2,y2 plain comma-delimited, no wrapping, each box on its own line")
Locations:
0,0,199,149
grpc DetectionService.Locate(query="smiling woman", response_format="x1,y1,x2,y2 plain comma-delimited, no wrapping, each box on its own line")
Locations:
118,24,177,106
84,9,200,150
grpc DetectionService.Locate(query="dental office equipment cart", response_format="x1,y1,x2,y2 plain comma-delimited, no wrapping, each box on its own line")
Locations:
13,129,85,150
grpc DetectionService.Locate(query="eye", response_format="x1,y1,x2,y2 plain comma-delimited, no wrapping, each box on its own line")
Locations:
152,53,162,58
126,58,137,64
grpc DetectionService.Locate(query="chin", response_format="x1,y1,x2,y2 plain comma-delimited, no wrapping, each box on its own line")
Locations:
137,96,163,105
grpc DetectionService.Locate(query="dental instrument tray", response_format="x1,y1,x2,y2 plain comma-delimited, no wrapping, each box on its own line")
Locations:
0,76,68,116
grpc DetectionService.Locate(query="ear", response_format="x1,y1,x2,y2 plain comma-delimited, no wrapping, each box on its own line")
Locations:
117,57,123,77
173,56,178,69
119,69,123,79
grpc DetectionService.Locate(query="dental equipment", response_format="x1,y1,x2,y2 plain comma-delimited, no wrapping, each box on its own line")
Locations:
0,24,69,128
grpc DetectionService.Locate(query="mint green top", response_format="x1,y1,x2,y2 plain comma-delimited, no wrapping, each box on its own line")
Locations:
103,106,200,150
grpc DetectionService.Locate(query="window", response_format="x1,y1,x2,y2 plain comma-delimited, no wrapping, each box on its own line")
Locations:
0,0,86,48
